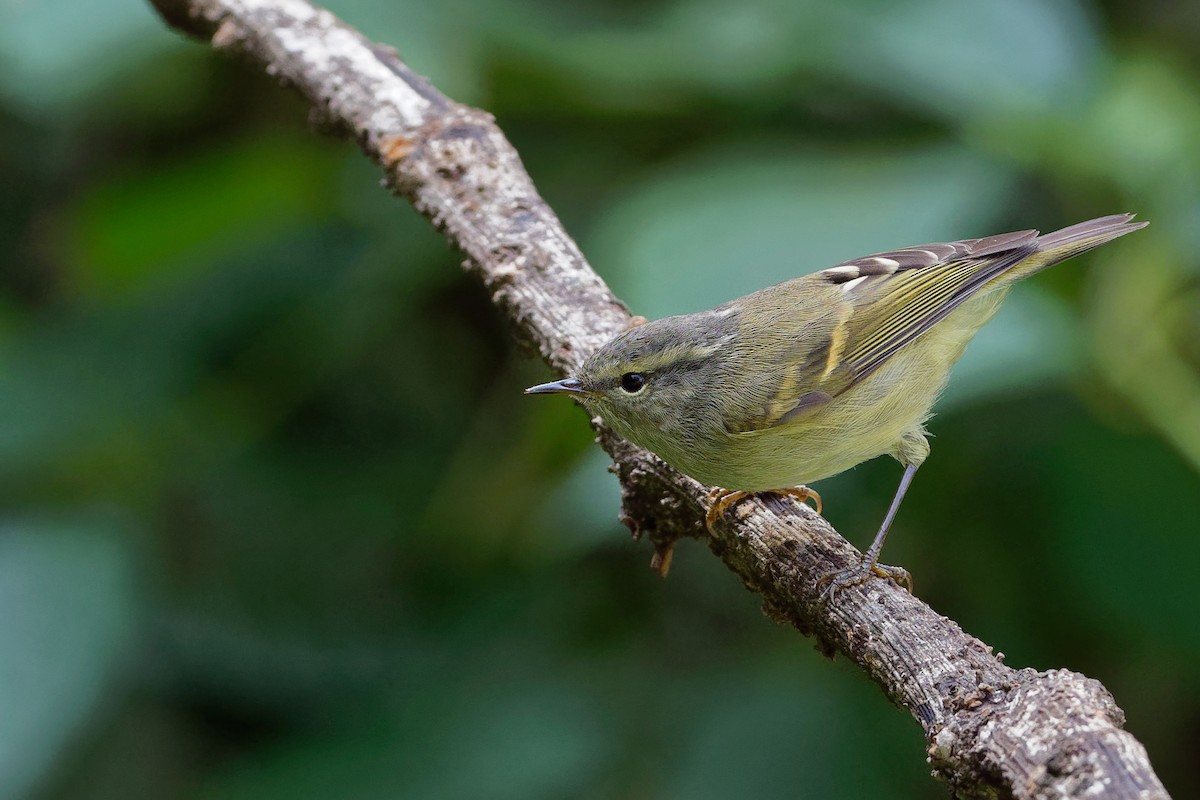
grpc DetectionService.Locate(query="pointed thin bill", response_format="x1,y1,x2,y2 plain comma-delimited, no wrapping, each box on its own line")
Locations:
524,377,588,395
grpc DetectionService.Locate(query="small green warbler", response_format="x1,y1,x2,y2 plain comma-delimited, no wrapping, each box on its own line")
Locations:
527,214,1146,596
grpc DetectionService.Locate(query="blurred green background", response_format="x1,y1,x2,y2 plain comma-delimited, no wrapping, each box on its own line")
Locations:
2,0,1199,797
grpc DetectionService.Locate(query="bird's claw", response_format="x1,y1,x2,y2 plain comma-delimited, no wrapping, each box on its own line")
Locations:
818,559,912,603
704,486,822,533
779,485,822,515
704,488,749,532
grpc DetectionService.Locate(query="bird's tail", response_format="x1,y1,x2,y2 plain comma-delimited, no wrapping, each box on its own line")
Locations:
1003,213,1147,284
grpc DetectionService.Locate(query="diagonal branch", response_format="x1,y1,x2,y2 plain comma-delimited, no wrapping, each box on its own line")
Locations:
146,1,1170,797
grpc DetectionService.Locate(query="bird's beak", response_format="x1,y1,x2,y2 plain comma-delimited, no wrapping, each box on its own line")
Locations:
525,377,589,395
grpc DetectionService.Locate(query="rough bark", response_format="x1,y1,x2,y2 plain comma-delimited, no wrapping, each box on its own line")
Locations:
146,1,1170,797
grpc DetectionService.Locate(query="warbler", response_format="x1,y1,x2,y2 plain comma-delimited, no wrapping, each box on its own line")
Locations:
527,214,1146,596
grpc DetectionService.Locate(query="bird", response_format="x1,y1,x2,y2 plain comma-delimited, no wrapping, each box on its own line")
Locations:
526,214,1147,596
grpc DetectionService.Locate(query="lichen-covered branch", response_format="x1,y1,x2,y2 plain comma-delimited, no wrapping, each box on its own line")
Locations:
146,1,1170,797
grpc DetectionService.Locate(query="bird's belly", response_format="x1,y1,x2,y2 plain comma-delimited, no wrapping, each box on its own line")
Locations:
698,415,900,491
693,330,976,490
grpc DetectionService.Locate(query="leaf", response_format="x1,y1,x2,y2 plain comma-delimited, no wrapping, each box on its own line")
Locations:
588,142,1018,319
825,0,1100,120
0,0,169,115
0,522,137,800
61,135,342,299
201,678,606,800
495,0,1097,119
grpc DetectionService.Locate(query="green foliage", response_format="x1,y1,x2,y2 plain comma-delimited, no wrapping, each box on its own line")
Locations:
1,0,1198,798
0,524,136,800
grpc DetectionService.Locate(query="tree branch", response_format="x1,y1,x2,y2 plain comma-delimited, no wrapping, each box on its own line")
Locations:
146,1,1170,797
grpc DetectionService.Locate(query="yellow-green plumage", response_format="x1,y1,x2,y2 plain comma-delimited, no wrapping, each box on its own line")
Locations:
527,214,1146,592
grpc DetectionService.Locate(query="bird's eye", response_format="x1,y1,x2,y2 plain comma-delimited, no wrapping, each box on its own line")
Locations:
620,372,647,394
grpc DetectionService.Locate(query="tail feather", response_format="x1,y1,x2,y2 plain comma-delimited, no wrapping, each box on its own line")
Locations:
998,213,1146,284
1037,213,1146,250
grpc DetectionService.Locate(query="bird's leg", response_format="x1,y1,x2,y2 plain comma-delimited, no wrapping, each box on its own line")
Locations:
818,462,918,601
705,485,822,532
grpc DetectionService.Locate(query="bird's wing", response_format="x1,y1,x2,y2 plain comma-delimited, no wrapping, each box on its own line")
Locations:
728,229,1039,433
822,228,1038,383
731,215,1146,434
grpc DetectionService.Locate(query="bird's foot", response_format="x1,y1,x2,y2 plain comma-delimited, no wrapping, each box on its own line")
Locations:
704,486,822,532
776,485,822,515
817,558,912,603
705,488,749,532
